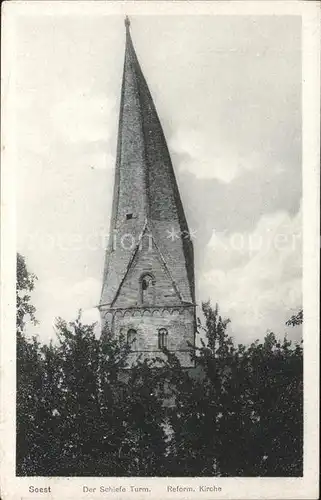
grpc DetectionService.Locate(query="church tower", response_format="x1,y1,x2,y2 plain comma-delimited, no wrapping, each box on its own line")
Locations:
99,18,196,367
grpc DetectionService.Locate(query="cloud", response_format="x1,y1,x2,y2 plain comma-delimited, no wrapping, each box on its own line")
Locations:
28,277,102,342
50,90,116,144
81,307,102,338
199,204,302,343
170,127,261,183
88,151,115,171
16,15,301,346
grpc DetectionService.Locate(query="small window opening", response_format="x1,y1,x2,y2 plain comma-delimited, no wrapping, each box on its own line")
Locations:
126,213,133,220
158,328,168,349
140,273,155,304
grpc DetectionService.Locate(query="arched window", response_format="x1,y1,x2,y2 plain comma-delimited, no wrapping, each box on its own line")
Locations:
158,328,168,349
127,329,137,350
140,273,155,304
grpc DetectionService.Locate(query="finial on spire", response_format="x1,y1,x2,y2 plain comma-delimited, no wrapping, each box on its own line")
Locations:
124,16,130,29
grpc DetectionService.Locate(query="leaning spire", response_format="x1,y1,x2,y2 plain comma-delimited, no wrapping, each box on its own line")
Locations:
100,18,195,307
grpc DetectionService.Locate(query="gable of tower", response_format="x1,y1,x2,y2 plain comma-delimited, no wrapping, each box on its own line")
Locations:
112,230,182,309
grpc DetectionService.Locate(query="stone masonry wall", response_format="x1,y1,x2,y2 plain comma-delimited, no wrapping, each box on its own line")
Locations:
100,305,195,368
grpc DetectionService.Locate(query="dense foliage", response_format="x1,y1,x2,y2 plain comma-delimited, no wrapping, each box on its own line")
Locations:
16,254,303,476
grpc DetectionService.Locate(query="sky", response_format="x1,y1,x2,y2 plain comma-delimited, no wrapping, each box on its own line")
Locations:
13,12,302,345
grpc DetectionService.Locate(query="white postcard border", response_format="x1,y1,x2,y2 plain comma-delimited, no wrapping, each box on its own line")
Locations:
1,2,320,499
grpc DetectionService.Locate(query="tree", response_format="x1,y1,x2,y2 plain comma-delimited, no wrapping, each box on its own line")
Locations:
164,302,303,477
16,253,44,475
286,309,303,327
16,332,46,475
163,303,235,476
16,253,38,334
242,332,303,476
118,359,168,476
49,316,105,475
190,302,255,476
20,317,169,477
16,275,303,477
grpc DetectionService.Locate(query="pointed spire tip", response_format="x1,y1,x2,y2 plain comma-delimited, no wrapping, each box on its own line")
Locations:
124,16,130,29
